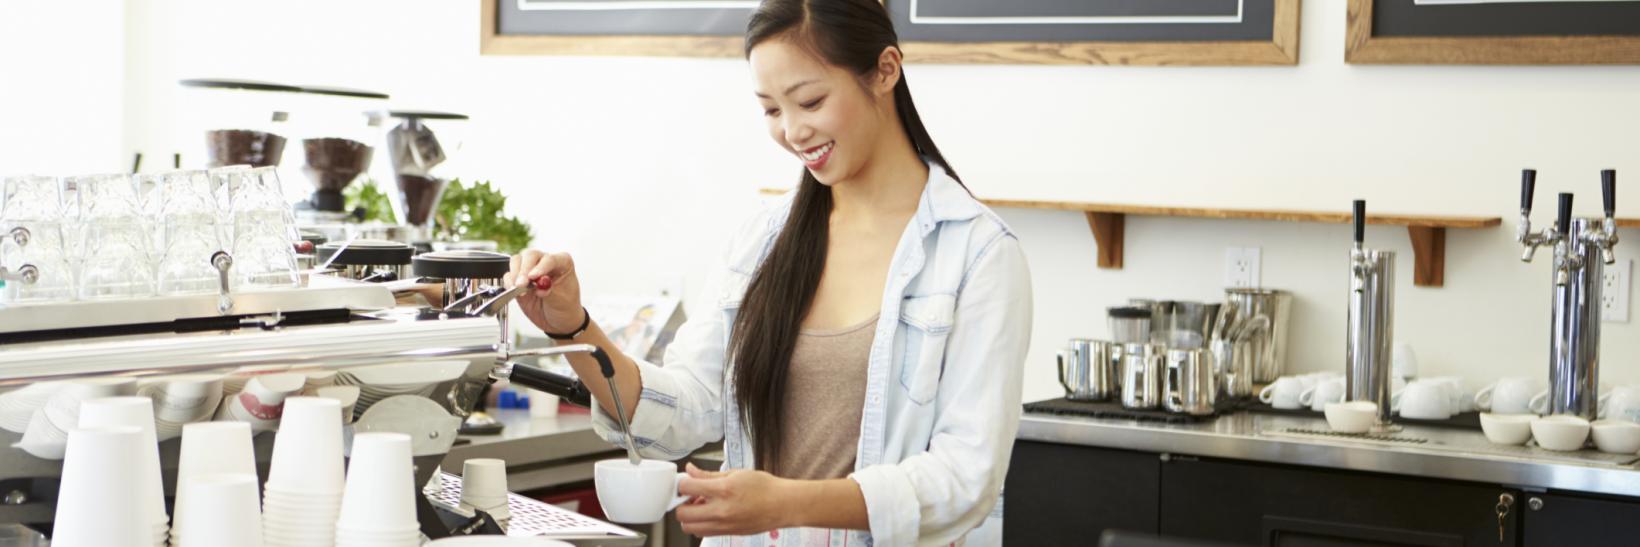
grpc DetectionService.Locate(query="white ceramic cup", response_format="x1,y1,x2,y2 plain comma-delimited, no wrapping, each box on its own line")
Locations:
1392,343,1418,380
1301,377,1347,412
1600,385,1640,422
1477,377,1539,415
1422,376,1469,414
1479,413,1535,445
1260,377,1307,410
1527,389,1553,415
1324,401,1378,434
1590,419,1640,454
1397,380,1453,420
594,459,689,524
1531,415,1591,451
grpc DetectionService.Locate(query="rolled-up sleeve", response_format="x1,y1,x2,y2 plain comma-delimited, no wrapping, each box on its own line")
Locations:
851,234,1033,546
589,302,728,460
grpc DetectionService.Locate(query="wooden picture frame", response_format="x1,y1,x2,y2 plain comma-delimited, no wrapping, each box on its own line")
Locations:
1346,0,1640,65
480,0,1302,66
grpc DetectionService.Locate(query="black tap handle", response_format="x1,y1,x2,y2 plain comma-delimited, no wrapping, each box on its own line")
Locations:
1602,169,1616,218
1521,169,1537,214
1558,193,1574,236
592,346,617,379
506,363,592,407
1352,200,1366,245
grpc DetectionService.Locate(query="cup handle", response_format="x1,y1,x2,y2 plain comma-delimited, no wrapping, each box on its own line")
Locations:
1529,391,1548,415
1057,352,1071,395
1259,383,1276,404
668,472,691,511
1474,385,1495,411
1299,387,1316,406
1390,389,1404,412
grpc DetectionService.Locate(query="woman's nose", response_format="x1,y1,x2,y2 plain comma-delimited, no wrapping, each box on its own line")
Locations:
783,114,814,147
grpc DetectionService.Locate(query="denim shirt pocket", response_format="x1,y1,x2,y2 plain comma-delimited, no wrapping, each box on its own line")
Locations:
898,293,957,405
718,269,751,311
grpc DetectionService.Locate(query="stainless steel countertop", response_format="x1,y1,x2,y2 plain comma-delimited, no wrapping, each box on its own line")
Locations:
1019,411,1640,498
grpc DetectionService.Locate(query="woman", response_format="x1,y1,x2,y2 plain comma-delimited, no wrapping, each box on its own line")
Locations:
505,0,1032,544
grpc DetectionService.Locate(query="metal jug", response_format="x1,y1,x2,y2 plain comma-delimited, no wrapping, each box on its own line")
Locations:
1164,348,1217,415
1218,289,1291,383
1121,343,1164,410
1058,339,1120,401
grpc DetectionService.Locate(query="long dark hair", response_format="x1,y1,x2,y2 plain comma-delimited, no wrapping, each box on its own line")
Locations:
731,0,960,473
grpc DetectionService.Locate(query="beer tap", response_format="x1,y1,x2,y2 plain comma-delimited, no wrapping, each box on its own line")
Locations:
1350,200,1370,293
1517,169,1620,420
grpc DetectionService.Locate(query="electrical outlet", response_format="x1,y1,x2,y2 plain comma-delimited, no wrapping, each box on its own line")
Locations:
1225,247,1261,289
1602,259,1632,323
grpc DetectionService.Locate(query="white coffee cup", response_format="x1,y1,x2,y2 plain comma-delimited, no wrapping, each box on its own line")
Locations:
1601,385,1640,422
1476,377,1539,415
1260,377,1307,410
1392,343,1418,380
1422,376,1468,414
1301,377,1347,412
594,459,689,524
1397,380,1453,420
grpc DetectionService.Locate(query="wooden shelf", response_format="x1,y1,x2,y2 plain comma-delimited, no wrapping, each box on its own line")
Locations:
759,188,1504,287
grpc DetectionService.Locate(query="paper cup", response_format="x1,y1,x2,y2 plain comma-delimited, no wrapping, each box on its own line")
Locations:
337,433,418,532
459,458,511,521
266,397,345,494
78,397,169,536
174,473,263,547
173,422,257,543
54,426,147,547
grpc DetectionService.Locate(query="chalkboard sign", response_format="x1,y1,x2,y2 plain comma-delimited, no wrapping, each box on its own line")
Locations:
481,0,1301,66
1347,0,1640,64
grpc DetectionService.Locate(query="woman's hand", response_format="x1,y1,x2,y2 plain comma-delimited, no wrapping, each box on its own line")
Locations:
675,463,799,537
506,250,585,335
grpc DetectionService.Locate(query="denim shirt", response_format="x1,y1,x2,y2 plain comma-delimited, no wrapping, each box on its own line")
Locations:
592,164,1033,547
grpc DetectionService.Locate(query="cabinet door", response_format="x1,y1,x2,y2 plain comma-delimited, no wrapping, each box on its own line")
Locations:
1523,492,1640,547
1003,441,1160,545
1159,457,1518,546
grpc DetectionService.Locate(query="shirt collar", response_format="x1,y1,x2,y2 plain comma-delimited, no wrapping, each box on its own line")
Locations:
916,162,982,231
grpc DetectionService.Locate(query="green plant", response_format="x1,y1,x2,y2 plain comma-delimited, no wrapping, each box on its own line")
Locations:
344,177,396,224
434,179,534,254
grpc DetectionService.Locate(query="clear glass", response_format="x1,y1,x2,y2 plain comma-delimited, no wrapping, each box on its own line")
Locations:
1,176,62,222
231,213,299,290
2,222,75,303
68,174,141,221
76,221,157,300
158,221,228,295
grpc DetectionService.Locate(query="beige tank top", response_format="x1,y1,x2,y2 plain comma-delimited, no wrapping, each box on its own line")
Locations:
771,312,878,480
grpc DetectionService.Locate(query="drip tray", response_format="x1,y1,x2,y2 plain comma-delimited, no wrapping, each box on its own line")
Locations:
1262,427,1640,467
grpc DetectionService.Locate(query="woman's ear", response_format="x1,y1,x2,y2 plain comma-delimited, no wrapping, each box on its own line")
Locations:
872,46,903,98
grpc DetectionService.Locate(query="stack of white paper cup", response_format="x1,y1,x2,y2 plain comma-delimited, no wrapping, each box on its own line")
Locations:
459,458,511,522
335,433,421,547
79,397,170,547
173,473,263,547
263,397,345,547
53,426,148,547
171,422,257,547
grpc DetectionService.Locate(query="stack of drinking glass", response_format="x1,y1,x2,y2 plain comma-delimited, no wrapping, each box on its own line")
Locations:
0,166,301,305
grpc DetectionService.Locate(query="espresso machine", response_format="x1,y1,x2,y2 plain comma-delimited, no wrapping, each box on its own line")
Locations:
1517,169,1619,420
1345,199,1397,430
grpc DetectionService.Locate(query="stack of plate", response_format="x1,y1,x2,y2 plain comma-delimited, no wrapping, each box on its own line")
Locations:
334,361,468,417
0,382,64,433
137,375,225,441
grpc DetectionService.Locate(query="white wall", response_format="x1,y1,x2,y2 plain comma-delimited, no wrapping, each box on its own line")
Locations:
112,0,1640,403
0,0,126,175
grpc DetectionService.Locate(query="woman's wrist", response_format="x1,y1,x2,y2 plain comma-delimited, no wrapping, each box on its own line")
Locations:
775,477,814,529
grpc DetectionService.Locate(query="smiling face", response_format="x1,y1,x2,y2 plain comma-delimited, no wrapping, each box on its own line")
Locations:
750,34,893,186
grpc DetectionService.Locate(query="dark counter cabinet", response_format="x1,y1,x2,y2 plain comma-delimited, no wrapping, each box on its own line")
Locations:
1004,440,1640,546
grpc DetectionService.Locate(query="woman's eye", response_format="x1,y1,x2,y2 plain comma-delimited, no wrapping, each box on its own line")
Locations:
801,97,825,110
764,107,781,117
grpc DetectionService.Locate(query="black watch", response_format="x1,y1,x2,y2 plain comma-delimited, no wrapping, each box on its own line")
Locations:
544,306,591,340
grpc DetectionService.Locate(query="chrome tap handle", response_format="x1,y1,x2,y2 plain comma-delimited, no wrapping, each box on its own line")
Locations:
1557,193,1575,241
1521,169,1538,217
0,264,38,285
211,251,234,314
1602,169,1616,220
